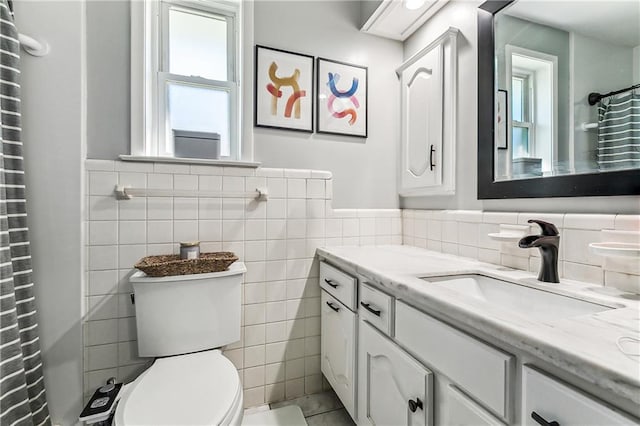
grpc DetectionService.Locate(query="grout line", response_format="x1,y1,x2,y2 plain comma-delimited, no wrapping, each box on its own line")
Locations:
303,407,346,419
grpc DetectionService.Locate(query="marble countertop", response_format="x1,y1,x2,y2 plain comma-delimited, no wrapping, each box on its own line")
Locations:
317,245,640,411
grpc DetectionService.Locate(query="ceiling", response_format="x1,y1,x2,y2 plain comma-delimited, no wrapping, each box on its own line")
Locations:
504,0,640,48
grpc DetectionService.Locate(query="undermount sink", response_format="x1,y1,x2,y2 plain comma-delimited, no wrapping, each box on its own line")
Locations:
422,274,616,321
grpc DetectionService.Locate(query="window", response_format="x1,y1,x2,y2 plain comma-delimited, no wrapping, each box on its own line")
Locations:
131,0,246,161
511,72,534,158
506,45,557,174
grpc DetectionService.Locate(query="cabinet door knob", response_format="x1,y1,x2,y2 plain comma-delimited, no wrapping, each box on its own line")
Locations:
408,398,423,413
531,411,560,426
324,278,339,288
326,301,340,312
360,302,381,317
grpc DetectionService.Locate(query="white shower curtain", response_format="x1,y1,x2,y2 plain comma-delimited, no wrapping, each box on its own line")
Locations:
0,1,51,424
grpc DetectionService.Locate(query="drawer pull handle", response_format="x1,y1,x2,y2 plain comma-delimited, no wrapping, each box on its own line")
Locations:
361,302,381,316
324,279,339,288
408,398,423,413
326,301,340,312
531,411,560,426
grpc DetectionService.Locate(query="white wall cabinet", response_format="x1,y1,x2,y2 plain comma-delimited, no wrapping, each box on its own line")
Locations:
398,27,458,197
358,320,433,426
320,290,357,419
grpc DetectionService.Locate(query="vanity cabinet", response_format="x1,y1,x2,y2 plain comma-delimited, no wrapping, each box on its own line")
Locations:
395,301,514,422
318,258,640,426
320,262,358,419
358,320,433,426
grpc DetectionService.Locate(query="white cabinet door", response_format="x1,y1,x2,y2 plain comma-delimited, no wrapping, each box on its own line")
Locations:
522,366,638,426
447,385,506,426
321,290,357,420
398,28,458,197
358,320,433,426
400,44,443,191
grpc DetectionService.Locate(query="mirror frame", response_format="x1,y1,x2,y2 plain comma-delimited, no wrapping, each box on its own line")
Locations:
477,1,640,199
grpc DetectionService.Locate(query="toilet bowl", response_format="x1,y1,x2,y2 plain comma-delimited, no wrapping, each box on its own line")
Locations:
114,262,247,425
114,350,243,426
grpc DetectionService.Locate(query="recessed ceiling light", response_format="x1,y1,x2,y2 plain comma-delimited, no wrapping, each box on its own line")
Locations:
404,0,426,10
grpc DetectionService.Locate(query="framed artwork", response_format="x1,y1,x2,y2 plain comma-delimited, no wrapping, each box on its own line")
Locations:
316,58,368,138
496,89,508,149
255,45,314,132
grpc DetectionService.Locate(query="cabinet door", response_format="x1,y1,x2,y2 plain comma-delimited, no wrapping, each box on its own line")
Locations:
321,290,357,419
400,44,443,191
447,385,506,426
522,366,637,426
358,320,433,426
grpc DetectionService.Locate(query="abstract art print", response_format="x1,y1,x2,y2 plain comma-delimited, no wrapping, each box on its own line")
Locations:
255,45,314,132
316,58,368,138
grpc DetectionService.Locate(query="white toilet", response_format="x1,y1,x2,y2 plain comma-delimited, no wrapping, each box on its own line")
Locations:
114,262,247,426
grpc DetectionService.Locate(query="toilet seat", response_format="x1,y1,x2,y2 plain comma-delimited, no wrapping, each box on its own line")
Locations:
114,349,243,426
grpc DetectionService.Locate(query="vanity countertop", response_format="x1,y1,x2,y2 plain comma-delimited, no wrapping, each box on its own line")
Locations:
317,245,640,410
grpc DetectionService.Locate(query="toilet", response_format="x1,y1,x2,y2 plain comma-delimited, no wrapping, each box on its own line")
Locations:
114,262,247,426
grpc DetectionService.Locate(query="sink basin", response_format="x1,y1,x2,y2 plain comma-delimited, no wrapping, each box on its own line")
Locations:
423,274,615,321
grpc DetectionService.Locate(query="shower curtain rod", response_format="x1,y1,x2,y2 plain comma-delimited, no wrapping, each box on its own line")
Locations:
588,83,640,106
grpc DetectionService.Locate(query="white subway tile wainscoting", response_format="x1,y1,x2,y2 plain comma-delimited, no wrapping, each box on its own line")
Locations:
401,209,640,291
83,160,638,410
83,160,402,406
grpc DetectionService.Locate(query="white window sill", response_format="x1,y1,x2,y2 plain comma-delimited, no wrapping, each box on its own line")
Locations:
119,155,261,168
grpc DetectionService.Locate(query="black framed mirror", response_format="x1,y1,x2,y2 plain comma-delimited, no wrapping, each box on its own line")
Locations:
478,1,640,199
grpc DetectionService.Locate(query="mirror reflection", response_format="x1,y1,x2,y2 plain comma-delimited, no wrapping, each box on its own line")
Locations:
493,1,639,181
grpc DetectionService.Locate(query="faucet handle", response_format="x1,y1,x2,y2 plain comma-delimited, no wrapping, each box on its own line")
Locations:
527,219,559,236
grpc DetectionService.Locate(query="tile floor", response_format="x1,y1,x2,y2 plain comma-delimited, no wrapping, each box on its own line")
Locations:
263,390,355,425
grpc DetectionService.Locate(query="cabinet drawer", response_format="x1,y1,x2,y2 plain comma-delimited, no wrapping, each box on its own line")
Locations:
320,261,357,310
395,301,514,421
447,385,505,426
321,290,357,419
359,283,393,336
522,366,637,426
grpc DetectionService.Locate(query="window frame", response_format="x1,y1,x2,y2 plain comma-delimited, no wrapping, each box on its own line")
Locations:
130,0,252,163
511,71,535,158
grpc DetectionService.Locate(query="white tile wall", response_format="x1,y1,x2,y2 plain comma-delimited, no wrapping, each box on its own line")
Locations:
83,160,402,406
402,209,640,292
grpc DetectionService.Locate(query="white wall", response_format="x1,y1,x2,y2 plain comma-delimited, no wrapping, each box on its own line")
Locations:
85,0,402,209
253,1,402,209
402,0,639,214
13,1,85,424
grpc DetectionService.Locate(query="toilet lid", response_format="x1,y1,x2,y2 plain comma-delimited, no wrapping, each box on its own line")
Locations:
115,350,241,426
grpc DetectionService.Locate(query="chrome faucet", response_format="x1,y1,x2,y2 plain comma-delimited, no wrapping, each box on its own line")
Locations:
518,219,560,283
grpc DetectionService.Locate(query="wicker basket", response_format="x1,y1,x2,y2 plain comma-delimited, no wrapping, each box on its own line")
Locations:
134,252,238,277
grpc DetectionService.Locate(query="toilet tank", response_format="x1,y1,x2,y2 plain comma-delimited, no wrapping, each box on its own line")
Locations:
130,262,246,357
